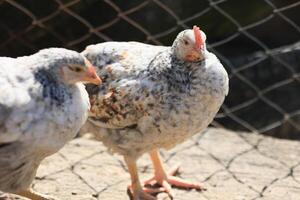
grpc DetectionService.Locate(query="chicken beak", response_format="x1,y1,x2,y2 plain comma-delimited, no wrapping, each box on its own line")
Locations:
84,66,102,85
185,50,204,62
83,59,102,85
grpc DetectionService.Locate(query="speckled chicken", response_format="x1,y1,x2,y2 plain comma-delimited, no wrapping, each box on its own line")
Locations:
0,48,101,200
82,26,229,200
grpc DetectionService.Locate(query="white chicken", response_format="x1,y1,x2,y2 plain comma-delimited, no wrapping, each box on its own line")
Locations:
0,48,101,200
82,26,228,200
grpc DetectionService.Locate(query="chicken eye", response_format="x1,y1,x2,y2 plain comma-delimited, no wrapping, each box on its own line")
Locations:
183,40,189,45
68,66,83,72
74,67,83,72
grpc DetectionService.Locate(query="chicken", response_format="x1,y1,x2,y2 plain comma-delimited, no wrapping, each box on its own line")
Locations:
0,48,101,200
81,26,229,200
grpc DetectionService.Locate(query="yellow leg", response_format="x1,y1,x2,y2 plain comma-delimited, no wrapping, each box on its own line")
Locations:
15,188,56,200
124,156,156,200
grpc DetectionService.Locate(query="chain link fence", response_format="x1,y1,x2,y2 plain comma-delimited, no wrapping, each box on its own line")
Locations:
1,0,300,139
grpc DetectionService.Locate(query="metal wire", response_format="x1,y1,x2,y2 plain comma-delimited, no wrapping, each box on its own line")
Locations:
0,0,299,138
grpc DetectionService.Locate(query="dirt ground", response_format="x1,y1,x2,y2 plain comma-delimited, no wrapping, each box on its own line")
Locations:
2,128,300,200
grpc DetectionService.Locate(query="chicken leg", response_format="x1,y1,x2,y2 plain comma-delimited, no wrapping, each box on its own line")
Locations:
143,150,203,198
15,189,56,200
125,157,157,200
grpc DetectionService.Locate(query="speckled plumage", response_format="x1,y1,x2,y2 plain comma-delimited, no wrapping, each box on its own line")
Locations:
0,48,90,193
82,30,229,159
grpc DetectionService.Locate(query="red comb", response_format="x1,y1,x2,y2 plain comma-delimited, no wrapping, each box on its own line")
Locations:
193,25,203,50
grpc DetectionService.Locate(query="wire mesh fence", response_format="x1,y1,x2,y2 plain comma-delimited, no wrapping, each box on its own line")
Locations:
0,0,300,139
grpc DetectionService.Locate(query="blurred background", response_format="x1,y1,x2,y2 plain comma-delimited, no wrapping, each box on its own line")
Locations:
0,0,299,139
